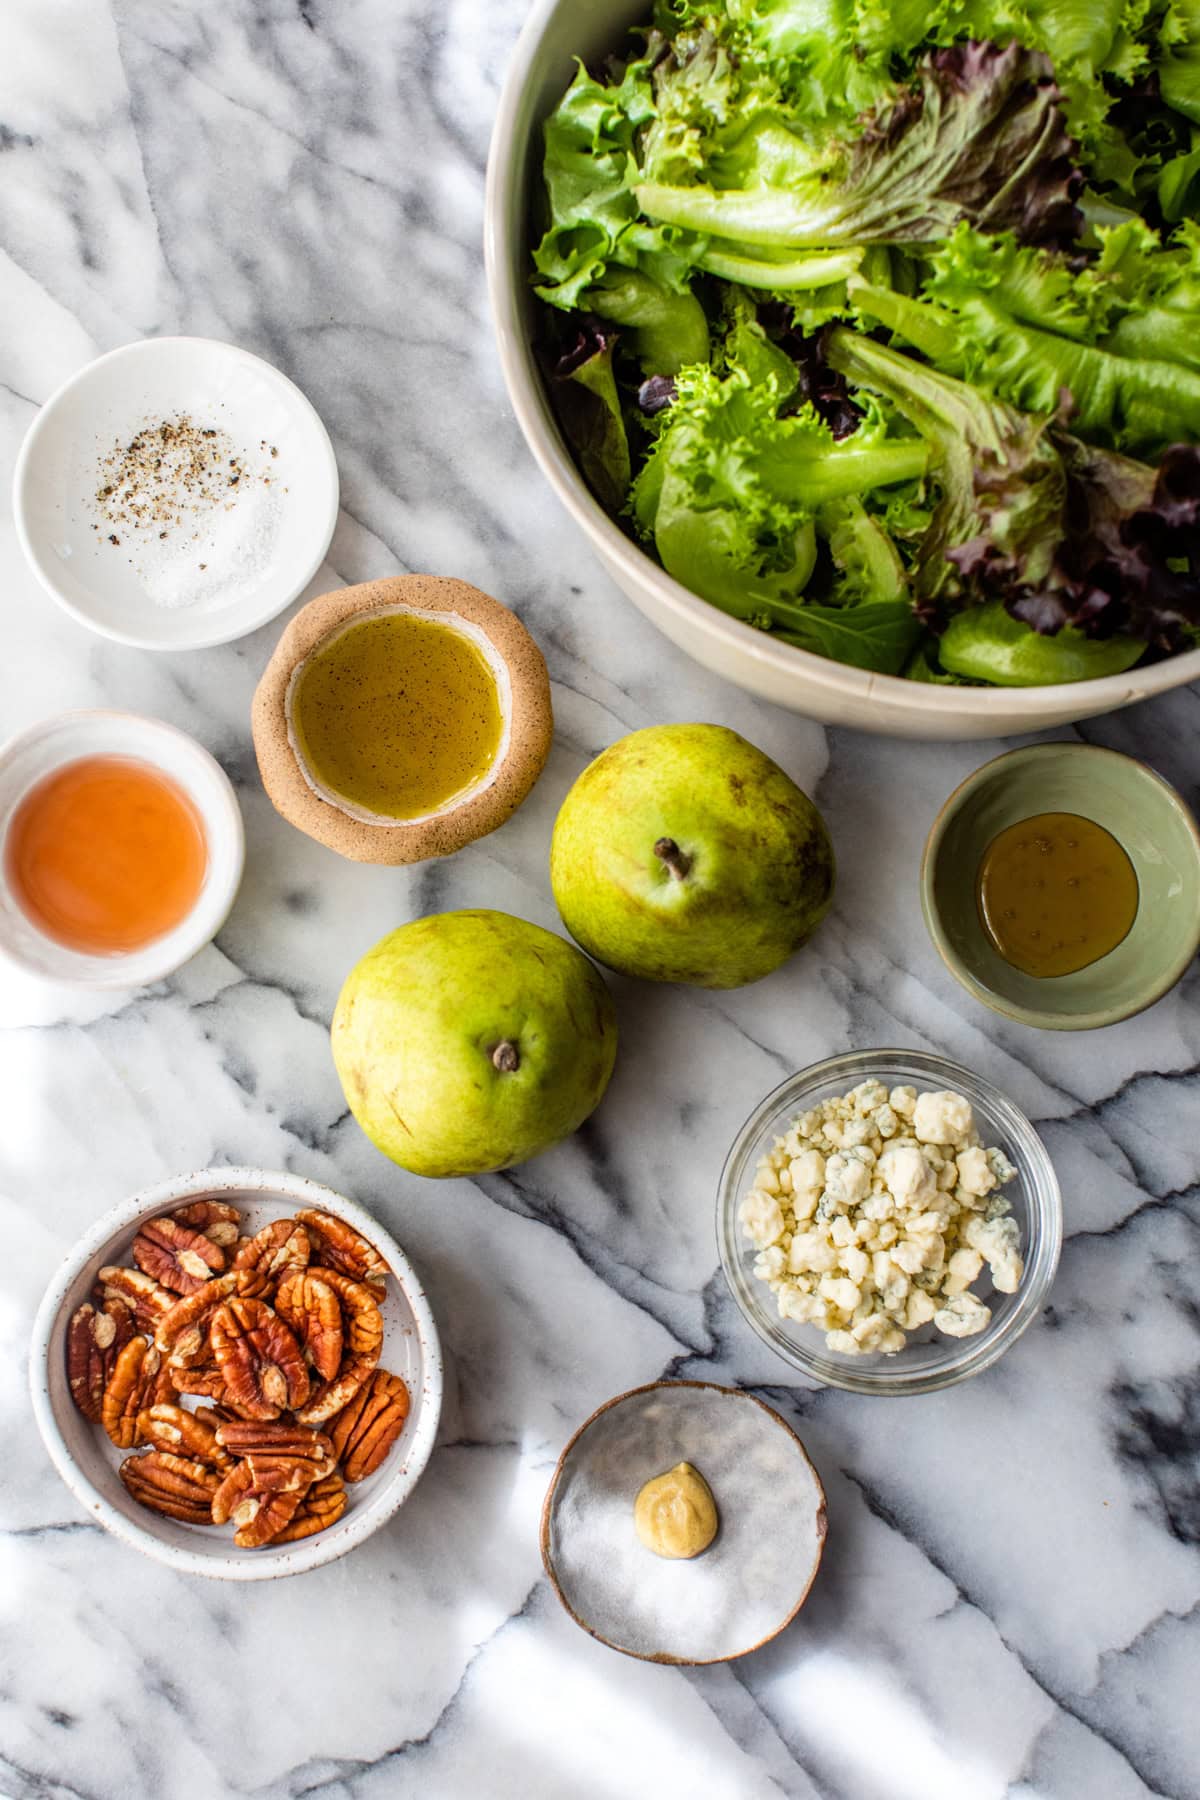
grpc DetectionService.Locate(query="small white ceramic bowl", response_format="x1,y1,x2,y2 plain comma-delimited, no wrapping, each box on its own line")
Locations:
0,710,245,988
30,1167,443,1581
13,337,339,650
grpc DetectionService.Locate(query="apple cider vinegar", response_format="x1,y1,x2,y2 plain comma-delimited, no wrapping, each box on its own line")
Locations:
6,755,208,954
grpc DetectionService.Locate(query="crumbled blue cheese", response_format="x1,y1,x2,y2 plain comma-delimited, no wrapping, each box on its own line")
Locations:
740,1080,1023,1356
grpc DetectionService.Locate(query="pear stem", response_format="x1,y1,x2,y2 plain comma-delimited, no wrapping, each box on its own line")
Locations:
492,1040,521,1074
654,837,691,881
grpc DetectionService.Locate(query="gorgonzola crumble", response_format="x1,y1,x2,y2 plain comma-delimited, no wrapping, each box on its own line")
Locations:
739,1080,1022,1356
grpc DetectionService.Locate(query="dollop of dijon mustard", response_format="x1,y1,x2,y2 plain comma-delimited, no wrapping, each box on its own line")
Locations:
634,1461,718,1559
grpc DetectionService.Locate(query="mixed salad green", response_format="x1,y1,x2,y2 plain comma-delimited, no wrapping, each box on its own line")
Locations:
531,0,1200,684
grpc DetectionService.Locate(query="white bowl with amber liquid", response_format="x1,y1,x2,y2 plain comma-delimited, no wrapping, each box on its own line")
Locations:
0,710,245,989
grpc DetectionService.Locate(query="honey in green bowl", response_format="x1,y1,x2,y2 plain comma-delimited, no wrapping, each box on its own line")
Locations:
975,811,1139,979
922,745,1200,1031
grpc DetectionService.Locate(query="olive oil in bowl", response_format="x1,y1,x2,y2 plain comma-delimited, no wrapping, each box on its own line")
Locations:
289,610,505,821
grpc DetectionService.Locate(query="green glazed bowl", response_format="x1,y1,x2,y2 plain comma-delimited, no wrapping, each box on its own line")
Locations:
922,744,1200,1030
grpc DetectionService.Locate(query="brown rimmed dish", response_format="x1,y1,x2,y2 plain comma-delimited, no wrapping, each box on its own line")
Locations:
252,575,553,864
540,1379,827,1665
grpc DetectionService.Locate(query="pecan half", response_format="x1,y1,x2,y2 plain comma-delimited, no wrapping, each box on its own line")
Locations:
97,1266,175,1333
273,1268,343,1381
272,1472,346,1543
215,1417,334,1459
170,1199,241,1249
137,1403,231,1471
233,1220,310,1296
120,1450,219,1524
154,1274,238,1364
282,1271,380,1423
66,1297,135,1422
211,1298,310,1419
329,1369,410,1482
192,1404,239,1430
101,1338,172,1448
297,1210,389,1287
215,1419,335,1486
294,1357,375,1426
132,1217,226,1296
317,1269,384,1364
168,1358,227,1402
211,1462,303,1548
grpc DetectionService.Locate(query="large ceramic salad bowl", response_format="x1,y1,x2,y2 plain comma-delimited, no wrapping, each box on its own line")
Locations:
484,0,1200,739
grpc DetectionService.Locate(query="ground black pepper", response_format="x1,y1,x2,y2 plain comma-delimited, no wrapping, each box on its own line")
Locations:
93,413,274,539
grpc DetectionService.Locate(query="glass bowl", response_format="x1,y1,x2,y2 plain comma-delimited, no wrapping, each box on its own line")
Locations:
716,1049,1062,1396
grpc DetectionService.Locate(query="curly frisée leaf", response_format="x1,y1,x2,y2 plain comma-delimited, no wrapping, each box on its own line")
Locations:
826,325,1200,650
632,314,928,670
635,43,1084,251
852,223,1200,455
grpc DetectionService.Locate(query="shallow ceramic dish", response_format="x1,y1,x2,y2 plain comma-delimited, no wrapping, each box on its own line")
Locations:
484,0,1200,737
12,337,338,650
0,710,244,989
717,1051,1062,1396
30,1167,442,1580
922,745,1200,1030
541,1380,826,1664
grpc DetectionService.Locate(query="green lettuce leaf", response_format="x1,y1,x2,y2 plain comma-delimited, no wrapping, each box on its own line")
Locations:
582,267,710,372
632,311,928,669
1157,0,1200,123
851,223,1200,453
635,43,1083,251
937,600,1146,681
825,324,1198,657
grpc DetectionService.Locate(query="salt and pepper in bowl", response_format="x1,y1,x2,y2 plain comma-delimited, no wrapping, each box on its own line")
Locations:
12,336,339,651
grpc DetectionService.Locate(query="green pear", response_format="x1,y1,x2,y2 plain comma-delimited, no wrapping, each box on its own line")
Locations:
331,909,617,1178
550,724,835,988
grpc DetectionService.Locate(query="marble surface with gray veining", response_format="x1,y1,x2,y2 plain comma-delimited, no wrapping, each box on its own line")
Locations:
1,3,1198,1796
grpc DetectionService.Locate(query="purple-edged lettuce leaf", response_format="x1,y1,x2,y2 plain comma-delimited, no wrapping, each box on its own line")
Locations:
825,324,1200,655
545,319,632,513
635,43,1084,252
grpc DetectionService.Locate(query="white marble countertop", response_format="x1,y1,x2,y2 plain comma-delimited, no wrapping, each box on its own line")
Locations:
2,4,1199,1797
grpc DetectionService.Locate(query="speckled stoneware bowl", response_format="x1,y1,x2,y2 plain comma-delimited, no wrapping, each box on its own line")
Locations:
484,0,1200,737
541,1381,827,1664
922,744,1200,1030
252,575,553,864
30,1167,442,1580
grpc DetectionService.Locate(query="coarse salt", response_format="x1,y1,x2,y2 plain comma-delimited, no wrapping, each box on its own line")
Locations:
91,413,285,611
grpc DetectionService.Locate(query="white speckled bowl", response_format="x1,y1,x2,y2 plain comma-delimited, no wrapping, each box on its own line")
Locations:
541,1381,827,1663
484,0,1200,736
30,1167,442,1580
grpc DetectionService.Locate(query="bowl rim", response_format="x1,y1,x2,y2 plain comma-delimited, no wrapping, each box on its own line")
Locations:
539,1377,827,1665
0,708,246,990
29,1165,443,1580
921,743,1200,1031
715,1049,1063,1395
483,0,1200,720
11,334,340,652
